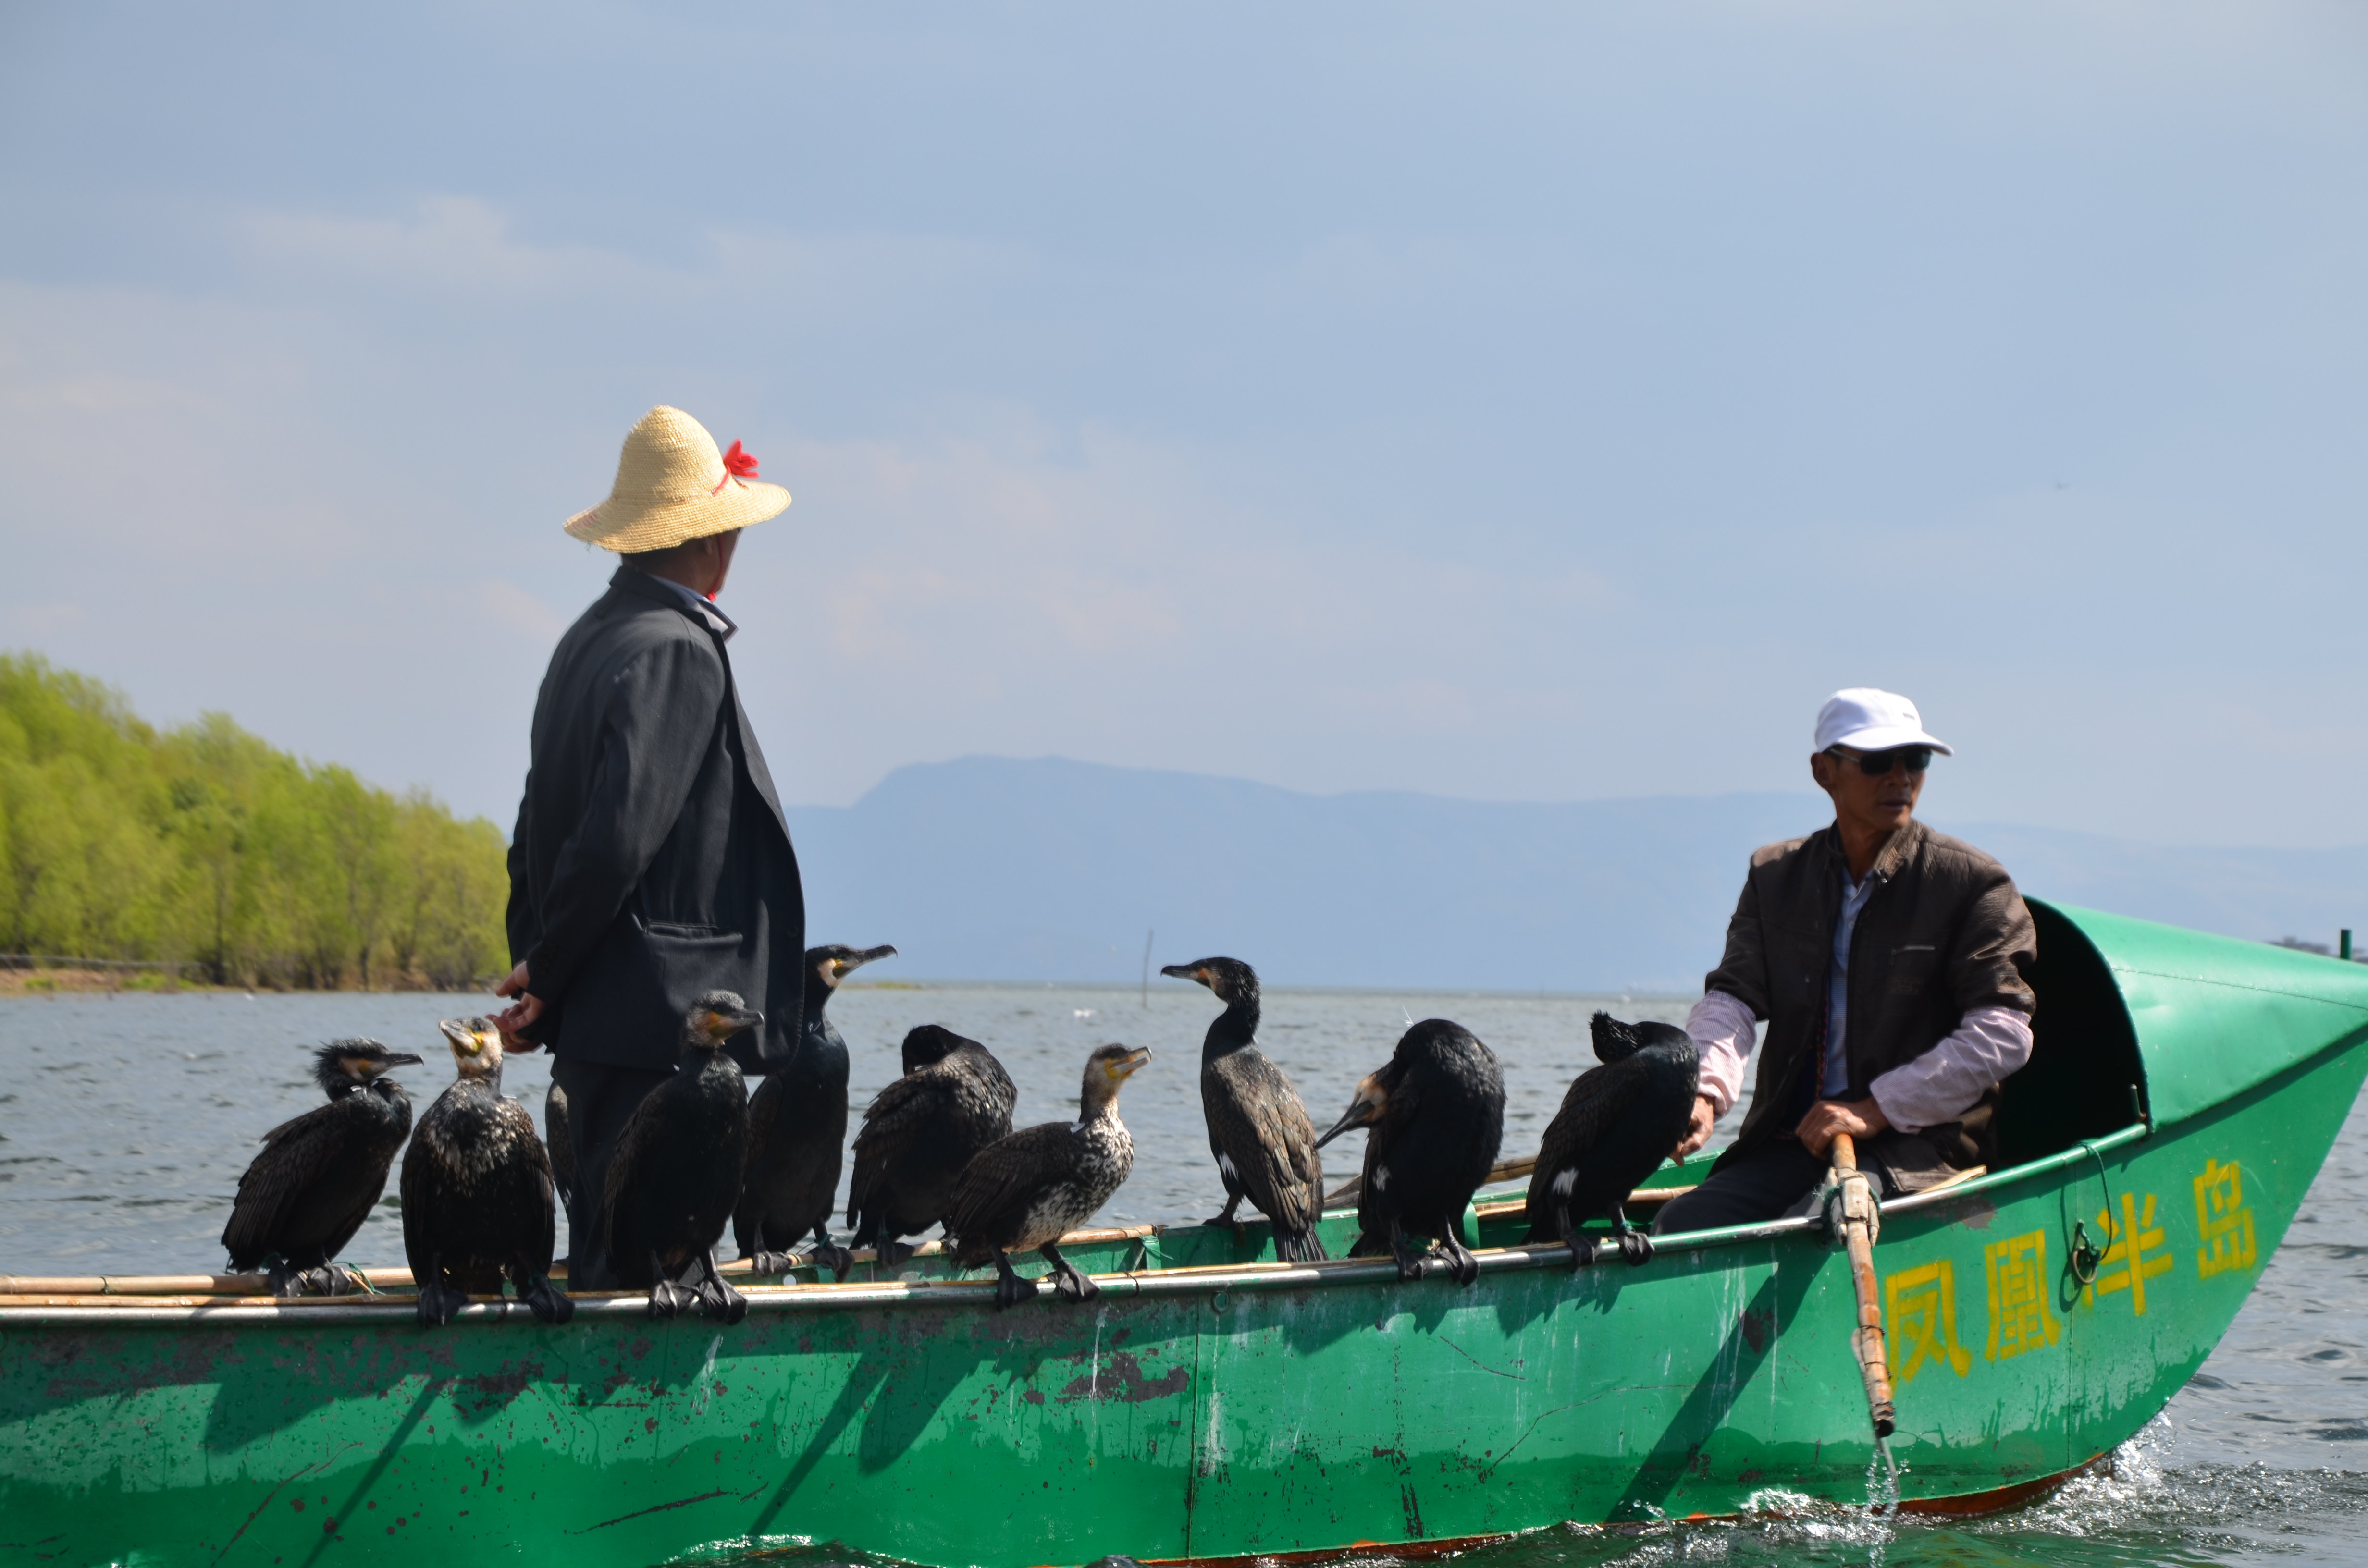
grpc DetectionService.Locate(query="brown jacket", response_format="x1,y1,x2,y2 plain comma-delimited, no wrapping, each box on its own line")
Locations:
1707,818,2036,1169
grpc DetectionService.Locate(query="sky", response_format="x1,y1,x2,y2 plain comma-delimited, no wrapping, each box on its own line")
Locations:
1,2,2363,846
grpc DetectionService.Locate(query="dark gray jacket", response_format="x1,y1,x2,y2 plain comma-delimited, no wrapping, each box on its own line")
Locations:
506,566,804,1073
1705,818,2035,1169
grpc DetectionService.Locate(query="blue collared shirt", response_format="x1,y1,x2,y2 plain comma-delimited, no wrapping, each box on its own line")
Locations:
1824,868,1875,1097
638,569,737,638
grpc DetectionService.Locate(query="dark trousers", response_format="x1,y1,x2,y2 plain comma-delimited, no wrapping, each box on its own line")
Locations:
551,1056,673,1290
1652,1131,1956,1235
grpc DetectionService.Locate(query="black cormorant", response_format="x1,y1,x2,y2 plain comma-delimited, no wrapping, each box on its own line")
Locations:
400,1018,571,1327
735,943,896,1279
847,1024,1017,1266
222,1040,424,1296
1316,1019,1505,1286
605,991,762,1322
1161,957,1326,1262
945,1044,1151,1309
545,1080,575,1209
1524,1012,1699,1268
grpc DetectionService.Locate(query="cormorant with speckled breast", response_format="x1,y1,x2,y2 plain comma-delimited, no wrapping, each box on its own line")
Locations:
401,1018,571,1327
1525,1012,1698,1269
1162,956,1327,1261
1316,1018,1505,1285
945,1044,1152,1309
223,1039,425,1296
606,991,762,1321
847,1024,1017,1266
735,943,896,1278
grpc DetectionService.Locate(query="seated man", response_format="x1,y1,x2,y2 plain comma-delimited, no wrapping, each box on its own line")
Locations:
1654,689,2036,1234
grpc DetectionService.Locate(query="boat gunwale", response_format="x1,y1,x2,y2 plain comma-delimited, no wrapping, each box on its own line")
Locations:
0,1120,2153,1327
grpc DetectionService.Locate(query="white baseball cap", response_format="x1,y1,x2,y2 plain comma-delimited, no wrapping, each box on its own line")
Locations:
1814,689,1953,756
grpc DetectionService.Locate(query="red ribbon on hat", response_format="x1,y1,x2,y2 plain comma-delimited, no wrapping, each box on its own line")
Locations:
710,440,760,494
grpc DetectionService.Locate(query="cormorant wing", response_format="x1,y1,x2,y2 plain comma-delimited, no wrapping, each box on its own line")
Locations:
495,1097,558,1267
221,1103,342,1263
945,1123,1073,1242
1522,1056,1650,1227
848,1070,949,1210
1204,1051,1324,1232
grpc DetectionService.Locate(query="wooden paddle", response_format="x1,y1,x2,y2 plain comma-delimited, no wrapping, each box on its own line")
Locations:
1829,1133,1896,1439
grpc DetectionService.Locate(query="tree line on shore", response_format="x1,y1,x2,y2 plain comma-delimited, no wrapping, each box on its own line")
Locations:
0,653,507,990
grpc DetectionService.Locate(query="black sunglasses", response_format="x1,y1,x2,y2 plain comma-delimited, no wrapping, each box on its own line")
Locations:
1826,745,1933,777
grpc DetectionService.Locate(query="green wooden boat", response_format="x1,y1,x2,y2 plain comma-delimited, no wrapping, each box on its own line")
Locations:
4,901,2365,1568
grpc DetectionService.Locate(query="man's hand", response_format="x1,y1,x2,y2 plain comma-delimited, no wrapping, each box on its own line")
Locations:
1794,1096,1889,1161
1672,1094,1720,1159
492,961,545,1053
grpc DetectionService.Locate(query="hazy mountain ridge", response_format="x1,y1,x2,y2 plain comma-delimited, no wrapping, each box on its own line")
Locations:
785,757,2368,991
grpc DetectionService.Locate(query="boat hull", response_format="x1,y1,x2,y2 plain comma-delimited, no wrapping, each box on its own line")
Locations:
4,1031,2360,1568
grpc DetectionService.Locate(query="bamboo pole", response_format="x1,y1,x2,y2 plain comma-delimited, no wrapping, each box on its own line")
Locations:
1829,1132,1896,1439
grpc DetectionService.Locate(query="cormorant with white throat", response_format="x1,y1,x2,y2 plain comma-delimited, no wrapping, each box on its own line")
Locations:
1162,956,1326,1261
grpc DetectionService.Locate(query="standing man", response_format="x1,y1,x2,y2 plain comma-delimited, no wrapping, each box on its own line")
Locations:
493,405,805,1287
1654,689,2037,1233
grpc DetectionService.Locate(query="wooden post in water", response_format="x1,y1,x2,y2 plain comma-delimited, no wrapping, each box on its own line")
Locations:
1830,1132,1896,1439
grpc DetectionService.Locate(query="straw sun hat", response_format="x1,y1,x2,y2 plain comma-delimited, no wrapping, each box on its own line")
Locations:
564,405,791,552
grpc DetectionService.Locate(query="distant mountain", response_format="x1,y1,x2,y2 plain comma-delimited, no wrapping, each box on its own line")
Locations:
784,756,2368,991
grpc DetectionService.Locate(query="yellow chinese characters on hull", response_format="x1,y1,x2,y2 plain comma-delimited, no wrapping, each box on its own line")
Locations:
2195,1157,2257,1280
1884,1259,1973,1385
2087,1191,2173,1314
1981,1229,2060,1360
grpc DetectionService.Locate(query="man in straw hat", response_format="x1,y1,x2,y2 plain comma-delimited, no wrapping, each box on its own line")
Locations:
1653,689,2038,1236
493,405,803,1287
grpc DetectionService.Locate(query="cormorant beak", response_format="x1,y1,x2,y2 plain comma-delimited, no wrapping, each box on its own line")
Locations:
370,1052,427,1075
438,1018,496,1059
829,944,899,983
1159,964,1212,990
706,1004,764,1039
1105,1046,1153,1080
1314,1076,1385,1149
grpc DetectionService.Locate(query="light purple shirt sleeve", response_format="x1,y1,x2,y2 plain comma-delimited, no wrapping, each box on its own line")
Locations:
1686,993,2033,1131
1869,1005,2034,1134
1686,991,1757,1116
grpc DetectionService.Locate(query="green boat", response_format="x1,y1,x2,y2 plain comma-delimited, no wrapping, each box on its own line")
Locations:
4,901,2364,1568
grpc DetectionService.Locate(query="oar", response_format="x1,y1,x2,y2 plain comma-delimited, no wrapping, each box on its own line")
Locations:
1829,1132,1896,1439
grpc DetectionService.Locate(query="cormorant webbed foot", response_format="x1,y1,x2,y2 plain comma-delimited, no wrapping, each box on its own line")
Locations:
989,1250,1035,1310
1388,1222,1428,1283
748,1250,800,1278
522,1274,575,1324
646,1250,698,1319
810,1240,855,1281
1616,1226,1655,1268
693,1249,747,1324
416,1281,469,1328
1569,1234,1598,1271
264,1257,303,1298
878,1239,917,1268
1440,1236,1480,1287
1040,1242,1098,1303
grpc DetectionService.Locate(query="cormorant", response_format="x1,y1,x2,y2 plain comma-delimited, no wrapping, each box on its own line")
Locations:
222,1040,424,1296
945,1044,1151,1310
735,943,896,1278
1315,1019,1505,1286
545,1080,575,1209
1524,1012,1699,1269
605,991,762,1322
400,1018,571,1327
846,1024,1017,1267
1161,957,1327,1262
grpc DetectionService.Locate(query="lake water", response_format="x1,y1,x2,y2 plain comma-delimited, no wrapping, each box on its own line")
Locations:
1,984,2362,1565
